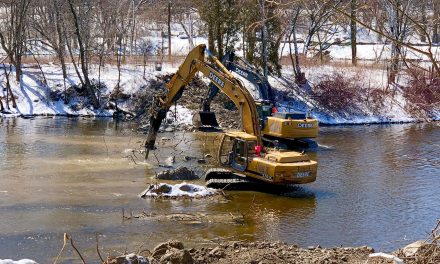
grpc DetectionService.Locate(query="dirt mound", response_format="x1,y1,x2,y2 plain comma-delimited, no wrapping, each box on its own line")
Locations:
108,240,391,264
190,241,375,264
176,76,240,129
131,77,168,121
130,75,240,131
156,167,199,180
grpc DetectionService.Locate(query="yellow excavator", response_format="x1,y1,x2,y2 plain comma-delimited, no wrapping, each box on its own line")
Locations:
145,44,317,188
199,50,319,149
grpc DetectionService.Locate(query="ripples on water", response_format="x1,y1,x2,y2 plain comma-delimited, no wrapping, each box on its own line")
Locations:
0,118,439,262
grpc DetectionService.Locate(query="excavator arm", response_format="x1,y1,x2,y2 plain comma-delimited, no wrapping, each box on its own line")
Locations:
145,44,262,155
202,50,275,113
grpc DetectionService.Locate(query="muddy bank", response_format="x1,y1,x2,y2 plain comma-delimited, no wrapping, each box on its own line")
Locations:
107,240,416,264
105,224,440,264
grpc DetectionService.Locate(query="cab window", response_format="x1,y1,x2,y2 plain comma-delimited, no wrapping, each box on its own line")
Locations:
234,140,247,164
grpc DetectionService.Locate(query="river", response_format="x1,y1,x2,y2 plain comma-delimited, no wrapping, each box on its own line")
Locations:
0,117,439,263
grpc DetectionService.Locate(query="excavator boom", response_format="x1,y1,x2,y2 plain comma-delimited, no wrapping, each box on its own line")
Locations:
146,45,261,150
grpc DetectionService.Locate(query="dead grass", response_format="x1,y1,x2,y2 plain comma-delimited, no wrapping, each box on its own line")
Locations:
396,220,440,264
311,72,368,114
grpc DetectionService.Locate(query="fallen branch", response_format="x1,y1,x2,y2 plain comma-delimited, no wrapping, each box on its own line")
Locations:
96,233,105,263
53,233,68,264
69,235,87,264
108,101,135,117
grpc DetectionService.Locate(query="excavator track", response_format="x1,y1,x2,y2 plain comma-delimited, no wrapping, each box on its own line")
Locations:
205,168,301,193
205,168,261,190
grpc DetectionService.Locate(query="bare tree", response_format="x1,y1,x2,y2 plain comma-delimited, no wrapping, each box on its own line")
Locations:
301,0,344,55
0,0,31,83
351,0,357,65
66,0,99,108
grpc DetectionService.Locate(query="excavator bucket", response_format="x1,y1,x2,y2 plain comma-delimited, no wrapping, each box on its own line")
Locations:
198,111,219,127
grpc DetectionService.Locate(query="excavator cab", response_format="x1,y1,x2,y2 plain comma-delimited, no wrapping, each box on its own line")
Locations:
219,132,260,172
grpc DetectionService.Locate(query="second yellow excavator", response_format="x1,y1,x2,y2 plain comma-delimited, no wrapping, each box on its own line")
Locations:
199,50,319,149
145,44,317,188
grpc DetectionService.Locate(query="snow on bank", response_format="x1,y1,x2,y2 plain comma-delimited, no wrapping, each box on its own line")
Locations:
269,66,440,125
0,63,179,118
140,183,218,198
1,51,438,125
166,105,194,126
0,260,37,264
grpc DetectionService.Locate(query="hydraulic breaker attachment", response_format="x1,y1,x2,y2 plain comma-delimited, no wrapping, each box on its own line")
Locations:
145,95,168,159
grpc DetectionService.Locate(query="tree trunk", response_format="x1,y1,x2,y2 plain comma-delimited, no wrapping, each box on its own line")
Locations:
388,3,399,84
67,0,99,108
351,0,357,66
54,0,68,104
433,1,439,43
420,2,427,42
246,30,256,63
208,20,215,53
214,0,223,57
167,1,172,60
260,0,268,77
4,65,16,109
15,54,22,83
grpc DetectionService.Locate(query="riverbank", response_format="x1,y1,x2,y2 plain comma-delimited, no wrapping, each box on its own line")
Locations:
18,237,438,264
120,240,379,264
1,62,439,125
5,236,440,264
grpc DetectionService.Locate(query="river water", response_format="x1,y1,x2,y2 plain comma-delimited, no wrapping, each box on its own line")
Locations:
0,117,439,263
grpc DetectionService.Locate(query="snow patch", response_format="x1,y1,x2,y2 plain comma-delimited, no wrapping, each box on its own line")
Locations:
0,260,38,264
140,183,218,198
166,105,194,126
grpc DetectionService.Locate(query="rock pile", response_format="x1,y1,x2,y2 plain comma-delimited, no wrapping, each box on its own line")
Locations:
156,167,199,180
190,241,375,264
151,240,193,264
108,240,393,264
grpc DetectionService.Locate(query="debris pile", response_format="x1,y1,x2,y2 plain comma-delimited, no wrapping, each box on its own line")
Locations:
130,75,241,132
395,220,440,264
170,76,240,129
140,183,218,199
105,253,148,264
189,241,375,264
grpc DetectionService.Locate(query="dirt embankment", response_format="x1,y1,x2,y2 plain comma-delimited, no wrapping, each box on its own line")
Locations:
177,76,240,129
131,75,240,132
105,229,440,264
106,240,407,264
